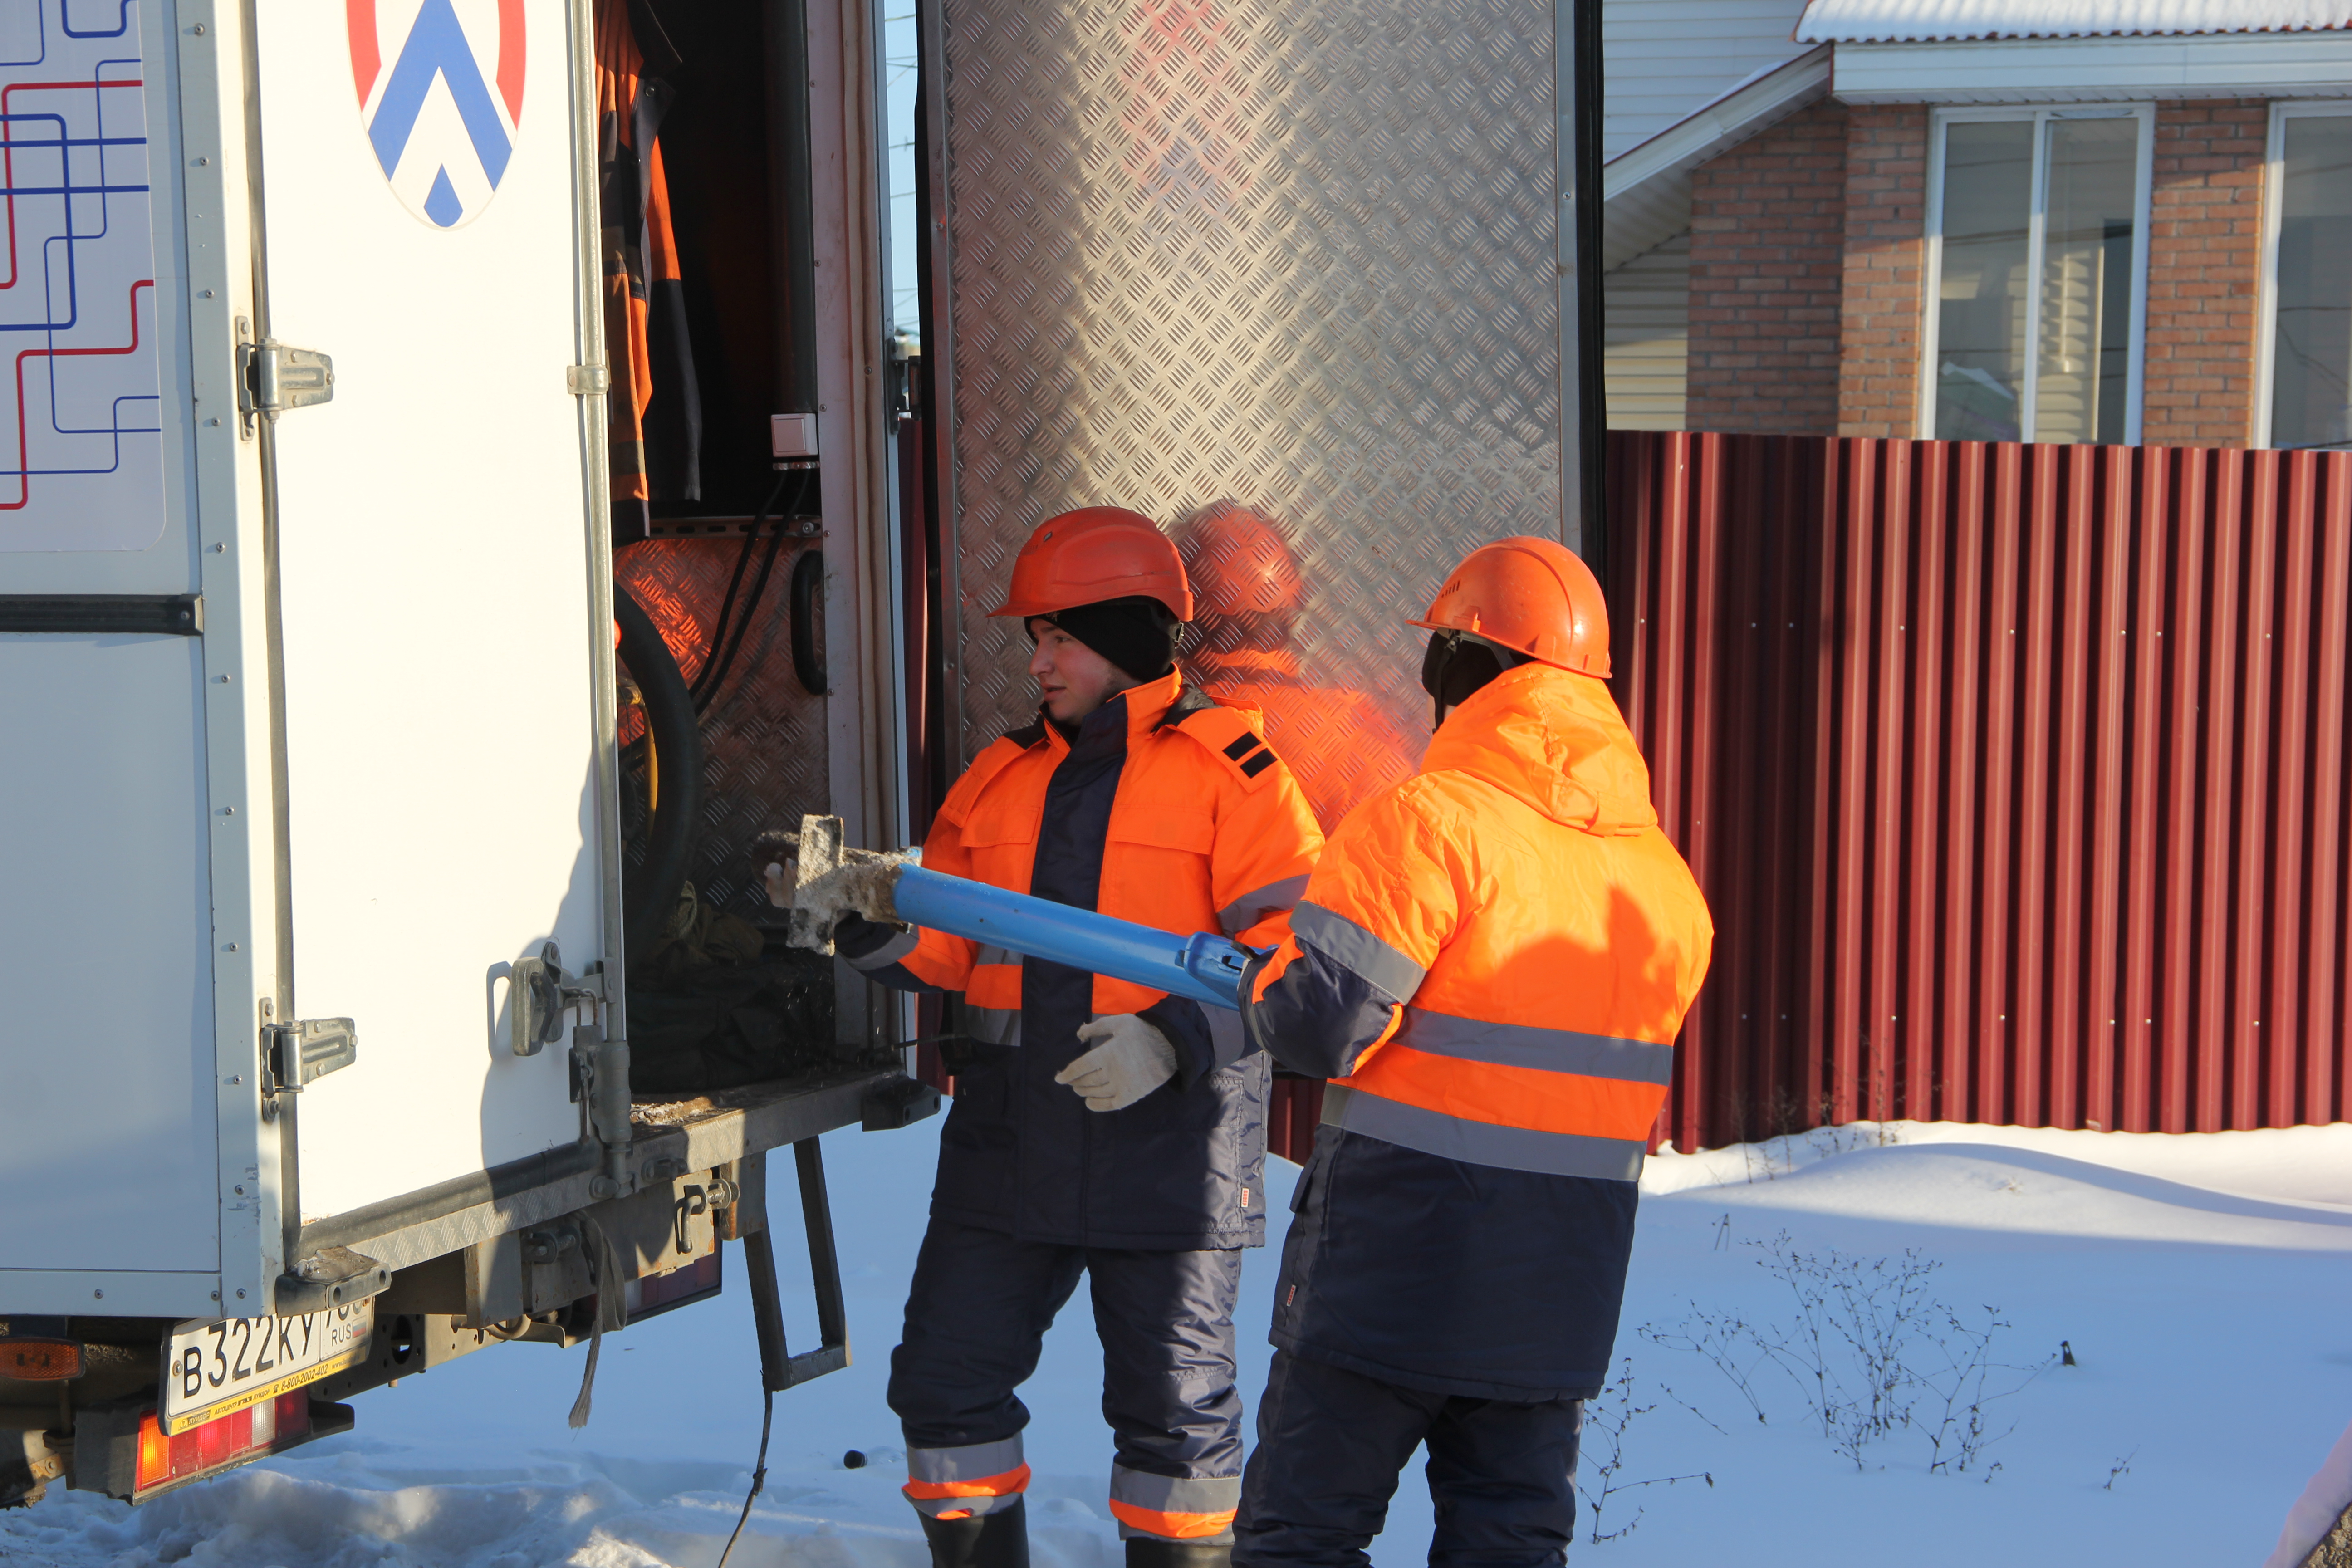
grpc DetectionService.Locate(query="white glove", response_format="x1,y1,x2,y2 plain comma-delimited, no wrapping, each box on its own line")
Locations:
1054,1015,1180,1112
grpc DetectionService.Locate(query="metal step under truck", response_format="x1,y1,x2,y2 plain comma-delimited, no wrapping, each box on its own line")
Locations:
0,0,1604,1508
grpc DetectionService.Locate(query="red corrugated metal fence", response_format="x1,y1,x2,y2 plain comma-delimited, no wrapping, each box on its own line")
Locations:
1611,431,2352,1149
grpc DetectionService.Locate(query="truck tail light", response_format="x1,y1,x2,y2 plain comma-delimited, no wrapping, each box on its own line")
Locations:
1,1340,81,1379
133,1393,312,1494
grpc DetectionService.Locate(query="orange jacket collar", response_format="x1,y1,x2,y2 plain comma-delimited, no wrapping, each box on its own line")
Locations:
1422,663,1657,837
1034,670,1186,753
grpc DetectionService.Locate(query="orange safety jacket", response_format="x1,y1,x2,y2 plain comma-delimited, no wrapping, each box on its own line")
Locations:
847,670,1325,1252
898,671,1320,1045
1242,660,1711,1397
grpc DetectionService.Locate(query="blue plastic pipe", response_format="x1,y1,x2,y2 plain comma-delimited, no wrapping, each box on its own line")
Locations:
888,863,1254,1009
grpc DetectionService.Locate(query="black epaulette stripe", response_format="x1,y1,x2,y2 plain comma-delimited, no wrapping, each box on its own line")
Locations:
1239,749,1276,778
1223,732,1263,760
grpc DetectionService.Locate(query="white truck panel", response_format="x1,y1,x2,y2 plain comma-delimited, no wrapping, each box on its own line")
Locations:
247,0,603,1222
0,634,217,1277
0,2,236,1316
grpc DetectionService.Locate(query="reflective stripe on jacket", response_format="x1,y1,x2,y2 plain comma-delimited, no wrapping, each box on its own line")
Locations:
853,671,1323,1248
1241,662,1711,1396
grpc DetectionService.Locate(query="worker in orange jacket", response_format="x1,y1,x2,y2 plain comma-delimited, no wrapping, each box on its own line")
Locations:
816,508,1324,1568
1228,538,1713,1568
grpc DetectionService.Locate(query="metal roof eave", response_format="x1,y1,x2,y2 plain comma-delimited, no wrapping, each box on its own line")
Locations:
1829,31,2352,102
1602,44,1834,271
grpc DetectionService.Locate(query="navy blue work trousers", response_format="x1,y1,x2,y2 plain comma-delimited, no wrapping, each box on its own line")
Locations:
1234,1351,1584,1568
887,1219,1246,1536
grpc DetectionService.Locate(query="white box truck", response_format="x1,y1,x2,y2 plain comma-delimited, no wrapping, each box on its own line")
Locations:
0,0,1599,1511
0,0,929,1505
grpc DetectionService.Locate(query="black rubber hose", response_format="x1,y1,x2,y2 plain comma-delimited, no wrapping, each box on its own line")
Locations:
614,583,703,967
696,468,813,715
691,467,794,713
791,546,827,696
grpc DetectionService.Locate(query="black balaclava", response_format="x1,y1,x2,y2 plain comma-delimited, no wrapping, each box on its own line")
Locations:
1035,595,1181,682
1420,630,1528,729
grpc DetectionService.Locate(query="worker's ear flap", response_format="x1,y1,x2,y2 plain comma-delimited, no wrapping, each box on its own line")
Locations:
1420,631,1452,699
1424,632,1505,717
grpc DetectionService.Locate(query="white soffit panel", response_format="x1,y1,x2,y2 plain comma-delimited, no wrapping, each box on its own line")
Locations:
1606,0,1817,160
1602,45,1833,270
1797,0,2352,40
1828,32,2352,100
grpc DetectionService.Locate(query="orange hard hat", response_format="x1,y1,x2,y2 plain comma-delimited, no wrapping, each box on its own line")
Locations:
991,506,1194,620
1408,536,1610,678
1176,502,1304,615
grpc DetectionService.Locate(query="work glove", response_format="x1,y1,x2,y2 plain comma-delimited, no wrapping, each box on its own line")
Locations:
1054,1014,1179,1112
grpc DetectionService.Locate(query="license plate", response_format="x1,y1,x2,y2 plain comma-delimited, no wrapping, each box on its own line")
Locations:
159,1301,375,1435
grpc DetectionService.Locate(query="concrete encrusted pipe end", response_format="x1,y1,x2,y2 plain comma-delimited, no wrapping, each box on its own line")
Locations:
776,813,916,954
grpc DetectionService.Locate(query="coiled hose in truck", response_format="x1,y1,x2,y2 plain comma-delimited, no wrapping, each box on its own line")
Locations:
613,582,703,968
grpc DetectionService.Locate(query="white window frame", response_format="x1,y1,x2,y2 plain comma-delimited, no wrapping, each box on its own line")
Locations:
2254,100,2352,451
1920,104,2156,445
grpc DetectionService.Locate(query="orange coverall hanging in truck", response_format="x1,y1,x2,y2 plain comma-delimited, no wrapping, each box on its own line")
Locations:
1229,538,1714,1568
595,0,701,539
821,509,1324,1568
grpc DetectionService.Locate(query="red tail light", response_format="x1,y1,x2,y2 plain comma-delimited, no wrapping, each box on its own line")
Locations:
133,1393,312,1495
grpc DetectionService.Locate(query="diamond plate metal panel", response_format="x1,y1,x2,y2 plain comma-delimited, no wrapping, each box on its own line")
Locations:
617,539,829,915
935,0,1563,765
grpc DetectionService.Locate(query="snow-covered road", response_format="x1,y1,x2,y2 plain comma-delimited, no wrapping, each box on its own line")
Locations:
5,1118,2346,1567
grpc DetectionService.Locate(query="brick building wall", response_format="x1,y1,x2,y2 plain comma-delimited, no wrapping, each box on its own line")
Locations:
1836,106,1930,438
1685,100,1850,435
2141,99,2267,447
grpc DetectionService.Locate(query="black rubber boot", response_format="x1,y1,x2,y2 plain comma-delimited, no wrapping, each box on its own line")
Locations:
920,1498,1031,1568
1125,1538,1232,1568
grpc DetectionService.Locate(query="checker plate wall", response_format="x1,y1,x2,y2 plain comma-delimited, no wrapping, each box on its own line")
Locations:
617,540,830,913
936,0,1564,760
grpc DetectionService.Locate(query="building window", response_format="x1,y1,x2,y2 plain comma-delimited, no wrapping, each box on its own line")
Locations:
1923,108,2151,445
2263,108,2352,450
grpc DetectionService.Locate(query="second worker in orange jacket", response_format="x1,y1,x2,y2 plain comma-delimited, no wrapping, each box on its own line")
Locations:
1229,538,1713,1568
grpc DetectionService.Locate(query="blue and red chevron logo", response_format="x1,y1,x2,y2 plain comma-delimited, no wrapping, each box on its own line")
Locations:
348,0,524,229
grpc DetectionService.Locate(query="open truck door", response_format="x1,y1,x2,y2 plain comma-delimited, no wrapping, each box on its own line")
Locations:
0,0,924,1508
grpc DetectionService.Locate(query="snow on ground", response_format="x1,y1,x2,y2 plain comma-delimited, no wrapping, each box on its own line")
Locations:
3,1117,2347,1567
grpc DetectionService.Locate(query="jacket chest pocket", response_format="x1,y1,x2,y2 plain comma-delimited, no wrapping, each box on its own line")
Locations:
1106,805,1215,857
960,793,1042,884
1100,806,1217,928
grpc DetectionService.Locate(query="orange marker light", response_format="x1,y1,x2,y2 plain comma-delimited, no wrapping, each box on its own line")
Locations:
0,1340,80,1380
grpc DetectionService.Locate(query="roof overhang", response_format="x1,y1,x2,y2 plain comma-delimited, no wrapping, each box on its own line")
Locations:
1602,44,1833,270
1831,31,2352,102
1796,0,2352,42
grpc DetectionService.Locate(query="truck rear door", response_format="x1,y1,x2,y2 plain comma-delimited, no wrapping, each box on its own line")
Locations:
246,0,614,1229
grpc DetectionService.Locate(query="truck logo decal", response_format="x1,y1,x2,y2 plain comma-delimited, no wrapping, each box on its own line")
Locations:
348,0,525,230
0,0,167,550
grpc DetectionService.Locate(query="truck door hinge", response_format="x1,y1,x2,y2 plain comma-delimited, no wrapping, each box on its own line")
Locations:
260,1017,357,1117
238,338,334,433
508,942,599,1058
